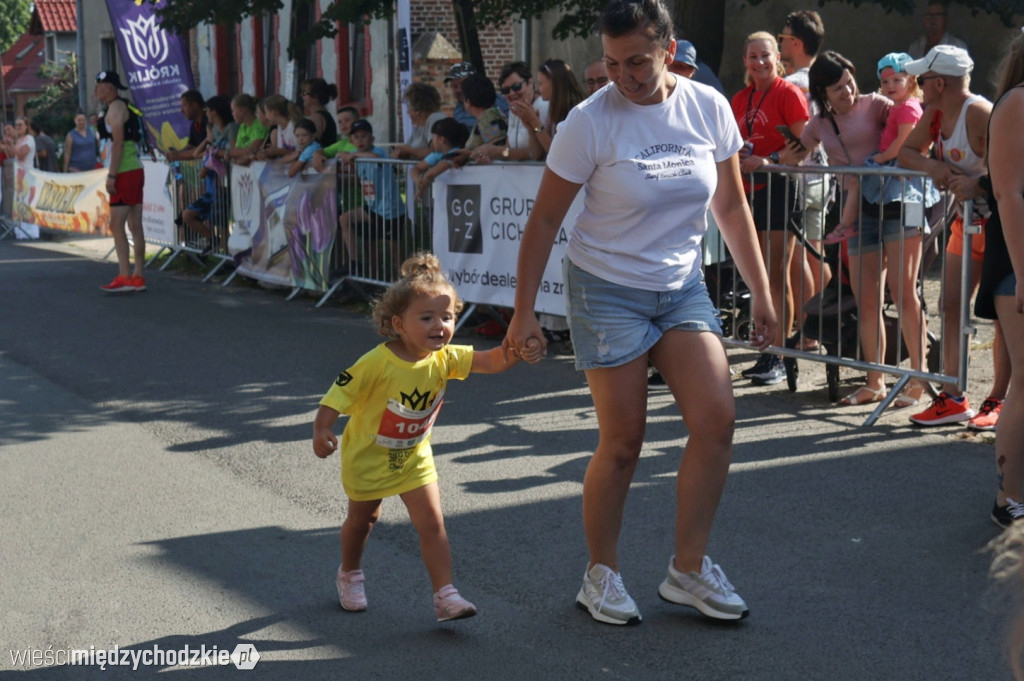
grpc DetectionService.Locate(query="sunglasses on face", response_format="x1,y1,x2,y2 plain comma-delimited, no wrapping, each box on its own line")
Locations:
584,77,609,87
499,81,526,95
916,76,941,86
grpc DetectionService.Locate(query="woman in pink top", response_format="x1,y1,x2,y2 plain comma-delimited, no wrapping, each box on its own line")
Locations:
784,51,927,407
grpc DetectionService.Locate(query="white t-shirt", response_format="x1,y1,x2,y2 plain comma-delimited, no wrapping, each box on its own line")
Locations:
547,77,741,291
15,134,36,170
277,121,297,151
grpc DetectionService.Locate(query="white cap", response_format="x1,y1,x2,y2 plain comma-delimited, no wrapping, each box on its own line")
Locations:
904,45,973,77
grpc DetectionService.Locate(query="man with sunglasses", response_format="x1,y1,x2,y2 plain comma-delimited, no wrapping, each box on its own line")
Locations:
899,45,1005,430
471,61,548,163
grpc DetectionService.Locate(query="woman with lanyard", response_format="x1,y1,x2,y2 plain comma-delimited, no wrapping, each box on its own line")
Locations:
730,32,809,387
505,0,774,625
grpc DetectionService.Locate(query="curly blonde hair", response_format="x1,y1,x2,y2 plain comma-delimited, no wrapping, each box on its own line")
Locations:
371,253,463,338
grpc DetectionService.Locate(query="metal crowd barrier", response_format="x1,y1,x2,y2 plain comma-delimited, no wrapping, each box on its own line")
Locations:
162,158,235,281
711,163,973,425
315,157,433,306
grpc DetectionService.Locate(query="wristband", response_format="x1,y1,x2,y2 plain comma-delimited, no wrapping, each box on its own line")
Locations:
769,152,780,163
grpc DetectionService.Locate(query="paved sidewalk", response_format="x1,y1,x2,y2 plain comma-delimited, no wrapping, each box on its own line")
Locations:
0,236,1012,680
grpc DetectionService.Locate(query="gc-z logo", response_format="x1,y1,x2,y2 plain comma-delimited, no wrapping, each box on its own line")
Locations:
446,185,482,254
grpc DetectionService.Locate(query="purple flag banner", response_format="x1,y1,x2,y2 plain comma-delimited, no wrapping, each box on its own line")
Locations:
104,0,195,153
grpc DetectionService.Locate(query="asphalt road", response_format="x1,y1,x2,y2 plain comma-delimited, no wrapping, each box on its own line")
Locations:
0,236,1014,680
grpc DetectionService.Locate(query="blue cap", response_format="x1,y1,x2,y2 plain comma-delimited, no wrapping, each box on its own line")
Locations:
877,52,913,78
674,40,698,68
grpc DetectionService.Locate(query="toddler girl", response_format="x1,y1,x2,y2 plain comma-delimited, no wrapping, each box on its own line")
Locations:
825,52,936,244
312,253,540,621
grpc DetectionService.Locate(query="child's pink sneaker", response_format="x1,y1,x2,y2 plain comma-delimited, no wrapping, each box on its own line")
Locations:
433,584,477,622
336,567,367,612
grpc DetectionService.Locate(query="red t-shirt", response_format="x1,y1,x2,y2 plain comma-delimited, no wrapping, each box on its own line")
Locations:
731,77,809,157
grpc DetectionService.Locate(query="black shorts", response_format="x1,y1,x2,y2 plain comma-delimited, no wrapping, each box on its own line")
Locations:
748,173,795,233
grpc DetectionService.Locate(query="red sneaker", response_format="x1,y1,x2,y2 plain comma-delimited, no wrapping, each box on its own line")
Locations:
967,398,1002,431
128,275,147,292
909,391,975,426
100,275,135,294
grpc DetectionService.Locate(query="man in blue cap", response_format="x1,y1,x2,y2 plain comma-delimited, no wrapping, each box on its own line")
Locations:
444,61,509,133
667,39,724,95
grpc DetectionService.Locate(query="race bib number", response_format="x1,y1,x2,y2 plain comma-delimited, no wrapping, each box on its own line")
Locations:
375,388,444,450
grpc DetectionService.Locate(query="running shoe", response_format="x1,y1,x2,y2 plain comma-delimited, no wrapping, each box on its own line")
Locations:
741,352,773,379
336,567,367,612
967,398,1002,432
992,499,1024,529
749,355,785,386
658,555,749,621
100,275,135,294
433,584,477,622
576,563,641,625
128,275,146,292
909,391,975,426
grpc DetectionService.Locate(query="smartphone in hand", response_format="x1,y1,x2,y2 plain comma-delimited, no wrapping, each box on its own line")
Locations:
775,125,805,150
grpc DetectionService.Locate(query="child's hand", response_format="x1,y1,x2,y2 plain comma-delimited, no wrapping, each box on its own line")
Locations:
519,337,544,363
313,427,338,458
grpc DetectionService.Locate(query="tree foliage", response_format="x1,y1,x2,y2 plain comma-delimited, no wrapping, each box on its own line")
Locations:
151,0,1024,57
0,0,33,54
27,56,79,136
747,0,1023,26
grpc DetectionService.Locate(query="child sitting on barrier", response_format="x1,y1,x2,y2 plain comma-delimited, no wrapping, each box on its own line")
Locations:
410,117,469,202
285,118,321,177
335,119,407,280
825,52,937,244
312,252,541,621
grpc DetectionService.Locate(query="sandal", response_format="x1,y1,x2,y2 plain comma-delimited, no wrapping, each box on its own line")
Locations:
891,381,927,409
839,386,886,406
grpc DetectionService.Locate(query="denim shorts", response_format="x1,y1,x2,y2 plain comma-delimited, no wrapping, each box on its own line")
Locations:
563,259,722,370
994,272,1018,297
847,214,918,256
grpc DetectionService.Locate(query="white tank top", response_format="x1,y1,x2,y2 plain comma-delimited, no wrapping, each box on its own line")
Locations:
938,93,990,218
938,94,987,178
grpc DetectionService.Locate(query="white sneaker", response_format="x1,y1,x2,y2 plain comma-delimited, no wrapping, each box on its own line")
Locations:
336,567,367,612
576,563,641,625
658,555,749,620
433,584,477,622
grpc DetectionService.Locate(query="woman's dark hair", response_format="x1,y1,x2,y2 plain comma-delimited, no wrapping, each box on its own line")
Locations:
499,61,532,85
295,118,317,135
460,74,497,109
540,59,585,129
808,51,857,114
598,0,673,49
403,83,441,114
431,116,469,148
204,95,232,126
302,78,338,106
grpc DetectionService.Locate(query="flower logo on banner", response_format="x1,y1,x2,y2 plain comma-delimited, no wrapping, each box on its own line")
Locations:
239,170,255,220
120,14,170,68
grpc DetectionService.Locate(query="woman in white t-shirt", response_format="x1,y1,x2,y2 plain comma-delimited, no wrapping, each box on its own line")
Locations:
505,0,774,627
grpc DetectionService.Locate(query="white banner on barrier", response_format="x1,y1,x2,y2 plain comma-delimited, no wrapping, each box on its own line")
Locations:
13,162,176,245
431,164,581,316
142,160,176,246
